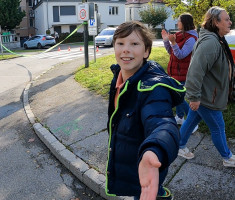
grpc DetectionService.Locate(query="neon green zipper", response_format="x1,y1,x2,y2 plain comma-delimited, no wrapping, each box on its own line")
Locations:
105,80,129,196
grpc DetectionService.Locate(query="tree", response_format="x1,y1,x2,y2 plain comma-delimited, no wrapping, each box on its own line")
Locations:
164,0,235,28
139,2,169,29
0,0,25,30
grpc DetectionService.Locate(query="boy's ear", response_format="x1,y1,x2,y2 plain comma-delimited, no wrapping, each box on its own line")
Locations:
144,49,150,59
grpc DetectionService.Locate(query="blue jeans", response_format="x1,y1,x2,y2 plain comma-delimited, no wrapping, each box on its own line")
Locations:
176,82,189,119
179,105,232,159
133,168,168,199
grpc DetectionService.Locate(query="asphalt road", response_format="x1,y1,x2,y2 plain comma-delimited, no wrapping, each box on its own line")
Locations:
0,50,108,200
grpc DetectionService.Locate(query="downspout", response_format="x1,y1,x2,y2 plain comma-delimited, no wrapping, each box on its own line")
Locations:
47,0,49,30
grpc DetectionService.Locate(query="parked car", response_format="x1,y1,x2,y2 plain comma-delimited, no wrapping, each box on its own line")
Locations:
95,27,117,47
23,35,56,49
225,29,235,62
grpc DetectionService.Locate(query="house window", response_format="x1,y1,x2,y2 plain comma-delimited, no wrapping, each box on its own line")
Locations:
29,18,34,27
60,6,76,15
54,26,61,35
28,0,33,7
53,6,60,22
70,25,76,33
109,6,118,15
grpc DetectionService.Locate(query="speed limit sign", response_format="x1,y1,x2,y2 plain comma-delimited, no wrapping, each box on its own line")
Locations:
78,4,89,21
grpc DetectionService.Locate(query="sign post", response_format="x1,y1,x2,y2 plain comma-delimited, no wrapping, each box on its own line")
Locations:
78,3,89,67
0,25,3,55
88,12,98,62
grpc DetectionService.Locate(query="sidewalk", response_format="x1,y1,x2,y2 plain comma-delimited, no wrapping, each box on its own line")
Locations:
24,56,235,200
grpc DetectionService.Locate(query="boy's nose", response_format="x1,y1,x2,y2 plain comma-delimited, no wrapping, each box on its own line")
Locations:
122,45,130,53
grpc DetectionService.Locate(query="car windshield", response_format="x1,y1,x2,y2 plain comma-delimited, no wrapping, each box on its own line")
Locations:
99,29,115,36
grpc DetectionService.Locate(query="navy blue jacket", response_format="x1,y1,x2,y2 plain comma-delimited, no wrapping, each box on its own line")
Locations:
106,61,185,196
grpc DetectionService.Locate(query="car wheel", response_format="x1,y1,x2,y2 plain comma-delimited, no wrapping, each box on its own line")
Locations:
37,43,42,49
24,44,28,49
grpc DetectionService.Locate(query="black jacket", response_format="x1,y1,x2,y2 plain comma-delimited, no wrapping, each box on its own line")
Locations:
106,61,185,196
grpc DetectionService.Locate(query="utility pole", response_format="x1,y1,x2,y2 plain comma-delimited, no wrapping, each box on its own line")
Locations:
82,0,89,68
84,21,89,68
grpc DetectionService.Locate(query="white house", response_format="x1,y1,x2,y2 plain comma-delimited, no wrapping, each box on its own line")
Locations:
33,0,126,35
32,0,177,36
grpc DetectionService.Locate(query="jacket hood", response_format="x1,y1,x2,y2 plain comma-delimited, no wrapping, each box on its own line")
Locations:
139,61,185,107
186,30,198,38
198,28,219,42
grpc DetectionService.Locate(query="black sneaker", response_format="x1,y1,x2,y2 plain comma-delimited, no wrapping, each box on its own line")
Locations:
157,187,173,200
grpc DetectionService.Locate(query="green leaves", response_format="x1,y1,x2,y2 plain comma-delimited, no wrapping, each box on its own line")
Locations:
0,0,25,30
164,0,235,28
139,5,168,28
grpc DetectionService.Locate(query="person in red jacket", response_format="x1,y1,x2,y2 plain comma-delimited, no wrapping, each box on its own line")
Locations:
162,13,198,130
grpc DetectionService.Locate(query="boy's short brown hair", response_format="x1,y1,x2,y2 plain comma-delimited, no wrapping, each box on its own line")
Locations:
113,21,154,60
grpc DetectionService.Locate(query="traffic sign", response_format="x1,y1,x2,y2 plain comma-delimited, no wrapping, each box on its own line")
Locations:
89,27,97,36
80,9,87,20
89,19,97,27
78,4,89,21
89,19,95,26
88,12,98,36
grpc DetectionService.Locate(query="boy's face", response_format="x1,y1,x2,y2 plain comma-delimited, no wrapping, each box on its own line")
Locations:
114,31,149,79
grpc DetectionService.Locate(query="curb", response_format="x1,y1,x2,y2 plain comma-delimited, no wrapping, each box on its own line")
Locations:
23,69,132,200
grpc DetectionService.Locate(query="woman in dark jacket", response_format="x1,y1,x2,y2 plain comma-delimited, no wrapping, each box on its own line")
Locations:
106,21,185,200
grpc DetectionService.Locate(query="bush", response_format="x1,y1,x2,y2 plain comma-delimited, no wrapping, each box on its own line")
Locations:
57,32,93,43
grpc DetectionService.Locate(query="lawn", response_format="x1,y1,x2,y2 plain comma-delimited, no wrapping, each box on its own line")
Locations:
0,54,19,60
74,47,168,98
74,47,235,139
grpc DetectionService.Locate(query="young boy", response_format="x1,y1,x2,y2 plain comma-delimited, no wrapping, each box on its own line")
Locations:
106,21,185,200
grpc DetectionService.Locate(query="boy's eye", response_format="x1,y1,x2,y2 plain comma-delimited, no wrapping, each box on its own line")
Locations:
132,42,139,45
116,42,123,45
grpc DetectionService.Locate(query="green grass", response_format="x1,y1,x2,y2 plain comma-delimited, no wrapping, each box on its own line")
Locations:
75,54,115,98
0,54,19,60
74,47,168,98
74,47,235,139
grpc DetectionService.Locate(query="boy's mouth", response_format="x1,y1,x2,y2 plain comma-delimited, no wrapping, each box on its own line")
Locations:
121,57,133,61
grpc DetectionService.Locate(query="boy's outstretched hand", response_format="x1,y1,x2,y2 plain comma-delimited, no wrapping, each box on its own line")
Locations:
139,151,161,200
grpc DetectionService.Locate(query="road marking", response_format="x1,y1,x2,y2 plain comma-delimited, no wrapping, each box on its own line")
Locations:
28,50,102,60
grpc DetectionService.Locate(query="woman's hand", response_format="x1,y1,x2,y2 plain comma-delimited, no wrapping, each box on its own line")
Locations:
139,151,161,200
161,29,169,41
189,101,200,111
168,34,176,45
